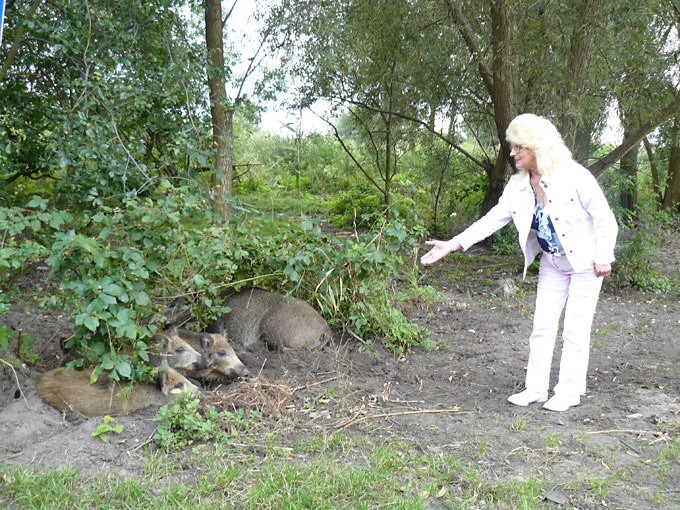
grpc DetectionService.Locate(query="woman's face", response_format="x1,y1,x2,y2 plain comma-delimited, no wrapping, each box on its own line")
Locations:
510,145,538,173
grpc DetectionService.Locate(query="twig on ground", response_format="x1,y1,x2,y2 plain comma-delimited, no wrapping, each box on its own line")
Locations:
334,407,466,434
0,358,30,409
585,429,663,436
291,376,339,394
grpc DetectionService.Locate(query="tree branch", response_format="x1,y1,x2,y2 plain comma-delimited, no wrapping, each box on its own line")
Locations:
0,0,45,81
443,0,493,96
339,97,492,172
588,90,680,176
313,110,385,194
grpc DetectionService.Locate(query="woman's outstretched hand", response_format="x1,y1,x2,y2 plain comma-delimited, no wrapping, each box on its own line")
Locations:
420,240,462,266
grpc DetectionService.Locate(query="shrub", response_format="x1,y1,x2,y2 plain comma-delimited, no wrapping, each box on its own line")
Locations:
1,185,430,381
610,211,675,293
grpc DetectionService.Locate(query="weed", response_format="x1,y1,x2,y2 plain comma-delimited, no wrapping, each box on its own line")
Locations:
0,324,13,351
656,437,680,478
594,323,616,337
91,416,124,442
153,394,263,451
510,414,530,432
587,475,611,497
542,432,561,449
15,333,40,366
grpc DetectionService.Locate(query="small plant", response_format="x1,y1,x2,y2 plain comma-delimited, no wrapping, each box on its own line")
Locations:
153,394,261,451
154,394,226,451
0,324,13,351
91,416,124,442
510,414,530,432
15,333,41,366
656,437,680,478
542,432,561,448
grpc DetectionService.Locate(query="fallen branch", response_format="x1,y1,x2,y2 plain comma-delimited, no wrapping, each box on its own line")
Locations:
291,376,339,394
334,407,465,434
585,429,663,436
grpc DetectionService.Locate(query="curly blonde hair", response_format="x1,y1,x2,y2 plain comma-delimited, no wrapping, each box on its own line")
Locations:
506,113,573,177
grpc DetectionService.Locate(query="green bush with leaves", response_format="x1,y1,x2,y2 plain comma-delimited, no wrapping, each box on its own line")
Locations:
0,196,73,281
612,211,680,292
612,223,671,293
1,184,429,381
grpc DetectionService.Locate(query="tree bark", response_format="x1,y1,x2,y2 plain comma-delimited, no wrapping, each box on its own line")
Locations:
618,141,639,222
643,137,663,207
483,0,518,215
204,0,232,218
0,0,44,82
661,114,680,212
558,0,602,153
446,0,518,215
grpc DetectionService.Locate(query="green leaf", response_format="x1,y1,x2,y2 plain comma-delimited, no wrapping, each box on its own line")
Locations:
115,362,132,379
134,291,150,306
83,315,100,332
103,283,124,297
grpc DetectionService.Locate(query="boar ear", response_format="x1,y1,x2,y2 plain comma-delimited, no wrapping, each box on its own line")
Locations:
199,334,214,350
157,367,170,394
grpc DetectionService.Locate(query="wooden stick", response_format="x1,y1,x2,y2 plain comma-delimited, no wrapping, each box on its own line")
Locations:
291,376,339,394
585,429,662,436
0,358,30,409
334,407,464,433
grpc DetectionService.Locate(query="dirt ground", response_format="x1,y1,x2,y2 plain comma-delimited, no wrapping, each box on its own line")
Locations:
0,241,678,509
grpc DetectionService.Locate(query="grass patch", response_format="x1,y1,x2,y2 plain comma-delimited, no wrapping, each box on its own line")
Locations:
0,436,551,509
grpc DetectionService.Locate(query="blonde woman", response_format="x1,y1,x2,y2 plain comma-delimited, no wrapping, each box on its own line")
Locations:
421,113,618,412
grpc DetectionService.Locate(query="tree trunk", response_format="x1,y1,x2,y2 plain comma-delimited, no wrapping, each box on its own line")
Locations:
482,0,518,215
662,114,680,212
0,0,44,82
384,115,392,221
643,137,663,207
558,0,602,152
204,0,231,219
619,141,639,224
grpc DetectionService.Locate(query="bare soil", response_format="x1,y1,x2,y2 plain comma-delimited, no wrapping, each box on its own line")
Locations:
1,242,678,509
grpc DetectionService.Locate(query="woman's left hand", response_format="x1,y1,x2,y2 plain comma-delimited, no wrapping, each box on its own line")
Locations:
594,263,612,277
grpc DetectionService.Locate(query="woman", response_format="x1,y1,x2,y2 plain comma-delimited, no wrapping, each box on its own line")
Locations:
421,113,618,412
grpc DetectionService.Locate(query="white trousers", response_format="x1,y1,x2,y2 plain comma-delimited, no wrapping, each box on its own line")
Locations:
524,254,603,398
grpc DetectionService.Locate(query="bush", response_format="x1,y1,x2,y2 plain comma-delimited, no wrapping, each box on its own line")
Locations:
1,185,430,381
610,211,675,293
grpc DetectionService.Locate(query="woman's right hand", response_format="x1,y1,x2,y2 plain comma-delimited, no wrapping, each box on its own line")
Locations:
420,240,462,266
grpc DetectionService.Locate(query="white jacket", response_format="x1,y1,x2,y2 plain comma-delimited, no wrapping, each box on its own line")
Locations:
452,162,619,278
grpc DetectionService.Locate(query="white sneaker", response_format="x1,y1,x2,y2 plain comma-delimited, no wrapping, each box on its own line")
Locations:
508,389,548,407
543,394,580,412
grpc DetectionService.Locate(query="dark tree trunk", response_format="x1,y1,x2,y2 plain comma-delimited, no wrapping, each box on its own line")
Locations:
204,0,232,218
662,114,680,212
482,0,518,215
